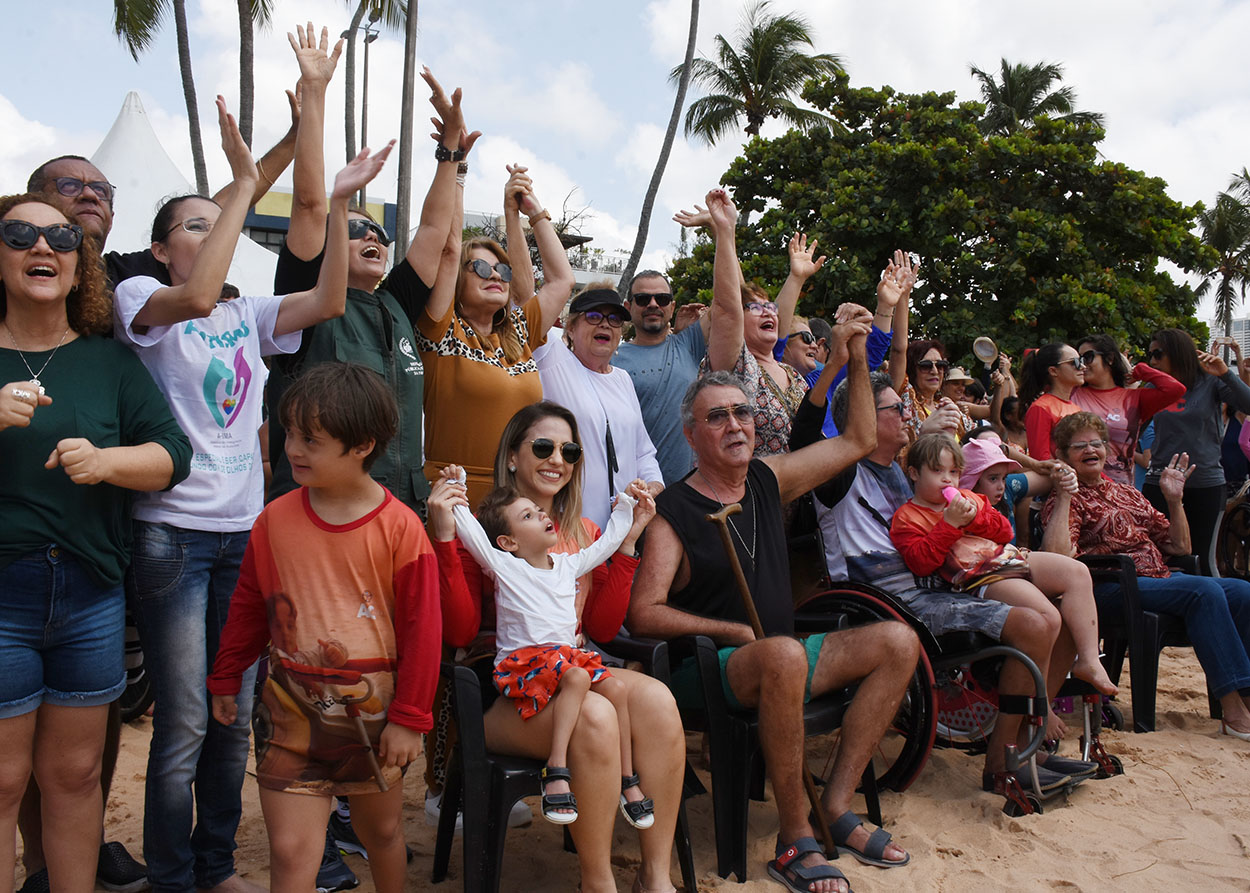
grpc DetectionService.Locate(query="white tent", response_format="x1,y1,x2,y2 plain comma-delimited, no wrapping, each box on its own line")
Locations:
91,91,277,294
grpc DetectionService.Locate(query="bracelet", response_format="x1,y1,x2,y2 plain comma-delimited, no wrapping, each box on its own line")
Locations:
255,160,274,186
528,209,552,226
457,161,469,176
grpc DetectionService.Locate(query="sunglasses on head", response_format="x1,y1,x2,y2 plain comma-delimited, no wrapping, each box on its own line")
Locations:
745,300,778,316
0,219,83,252
348,218,392,246
51,177,115,205
158,217,214,241
465,258,513,283
916,359,950,373
583,309,625,328
704,403,755,427
525,438,582,464
630,291,673,308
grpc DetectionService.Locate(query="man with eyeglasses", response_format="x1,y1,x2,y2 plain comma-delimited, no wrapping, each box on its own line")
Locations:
615,270,714,485
629,330,919,891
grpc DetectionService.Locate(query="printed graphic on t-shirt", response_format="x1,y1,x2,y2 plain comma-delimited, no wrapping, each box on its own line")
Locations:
185,318,256,429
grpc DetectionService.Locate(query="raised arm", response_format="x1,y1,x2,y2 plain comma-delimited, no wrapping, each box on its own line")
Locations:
775,232,825,338
281,23,341,261
502,164,536,305
1157,453,1195,556
134,98,258,328
672,201,724,341
704,189,746,372
424,171,466,325
274,142,395,336
879,250,916,392
512,176,574,330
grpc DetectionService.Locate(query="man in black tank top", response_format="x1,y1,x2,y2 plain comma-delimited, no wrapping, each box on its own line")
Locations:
630,326,921,888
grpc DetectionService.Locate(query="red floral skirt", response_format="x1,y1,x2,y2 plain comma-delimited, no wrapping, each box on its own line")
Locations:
493,644,610,720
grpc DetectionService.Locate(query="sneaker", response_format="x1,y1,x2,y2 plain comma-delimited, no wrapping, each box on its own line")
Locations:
96,842,150,893
329,810,368,858
315,828,358,893
424,789,532,831
17,869,49,893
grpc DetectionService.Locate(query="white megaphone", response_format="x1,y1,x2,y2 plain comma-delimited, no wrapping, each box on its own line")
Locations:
972,337,998,370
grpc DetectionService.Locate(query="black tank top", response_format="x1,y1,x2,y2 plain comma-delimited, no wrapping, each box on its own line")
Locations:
656,460,794,637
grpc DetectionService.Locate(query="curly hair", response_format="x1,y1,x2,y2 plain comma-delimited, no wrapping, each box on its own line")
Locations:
0,194,109,335
1051,411,1109,455
457,237,525,364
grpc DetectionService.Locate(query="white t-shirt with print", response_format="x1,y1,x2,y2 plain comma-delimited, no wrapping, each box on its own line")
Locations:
113,276,301,531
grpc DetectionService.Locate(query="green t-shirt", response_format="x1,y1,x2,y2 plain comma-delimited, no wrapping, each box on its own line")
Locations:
1,335,192,586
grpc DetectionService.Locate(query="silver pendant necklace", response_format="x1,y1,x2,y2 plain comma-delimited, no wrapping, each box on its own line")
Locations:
700,471,757,561
5,325,69,395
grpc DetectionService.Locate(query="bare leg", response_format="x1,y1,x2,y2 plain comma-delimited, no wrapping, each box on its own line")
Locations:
0,712,37,893
1026,552,1117,694
347,785,407,893
981,597,1060,775
545,667,591,818
593,675,642,803
258,789,332,893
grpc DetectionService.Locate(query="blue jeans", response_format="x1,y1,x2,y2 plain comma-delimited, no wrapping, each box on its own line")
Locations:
129,522,256,892
1095,571,1250,699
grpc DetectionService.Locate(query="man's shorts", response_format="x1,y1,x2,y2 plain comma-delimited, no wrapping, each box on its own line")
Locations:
893,586,1011,641
669,633,827,713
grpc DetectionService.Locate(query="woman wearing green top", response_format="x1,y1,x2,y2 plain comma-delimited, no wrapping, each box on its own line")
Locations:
0,193,191,891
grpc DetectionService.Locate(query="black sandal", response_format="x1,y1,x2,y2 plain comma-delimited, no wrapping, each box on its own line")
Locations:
619,773,655,829
540,766,578,825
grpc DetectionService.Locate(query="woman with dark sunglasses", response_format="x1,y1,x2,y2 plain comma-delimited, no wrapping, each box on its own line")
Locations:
427,401,685,893
1070,333,1184,486
0,193,190,892
1019,342,1087,460
1142,328,1250,574
533,281,664,529
900,339,976,443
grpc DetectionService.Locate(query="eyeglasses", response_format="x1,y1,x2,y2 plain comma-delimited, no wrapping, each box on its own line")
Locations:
50,177,115,205
703,403,755,427
876,401,906,418
348,218,392,246
1068,439,1105,452
0,220,83,252
158,217,213,241
1149,348,1165,361
583,309,625,328
525,438,582,464
745,301,778,316
1080,350,1100,365
630,291,672,307
916,359,950,373
465,258,513,283
1055,356,1086,370
794,331,816,345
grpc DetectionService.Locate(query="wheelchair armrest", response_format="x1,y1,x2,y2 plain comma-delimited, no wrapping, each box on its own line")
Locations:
794,612,849,634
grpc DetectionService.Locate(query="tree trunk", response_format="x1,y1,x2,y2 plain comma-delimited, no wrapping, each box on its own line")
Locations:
237,0,254,147
618,0,699,298
343,0,369,164
174,0,209,195
394,1,419,259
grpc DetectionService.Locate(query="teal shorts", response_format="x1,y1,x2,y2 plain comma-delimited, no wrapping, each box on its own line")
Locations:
669,633,827,712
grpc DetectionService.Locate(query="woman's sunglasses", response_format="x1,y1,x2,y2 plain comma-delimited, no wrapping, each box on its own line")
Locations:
525,438,582,464
0,220,83,252
465,258,513,283
916,359,950,373
348,218,393,246
584,309,625,328
1055,356,1086,370
1080,350,1100,365
1149,348,1165,361
631,291,673,307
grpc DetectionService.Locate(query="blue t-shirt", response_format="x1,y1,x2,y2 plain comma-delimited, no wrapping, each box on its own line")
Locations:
1135,421,1155,491
996,472,1031,543
614,324,707,485
781,326,891,437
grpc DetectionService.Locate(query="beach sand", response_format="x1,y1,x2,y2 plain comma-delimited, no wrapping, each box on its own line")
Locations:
30,648,1250,892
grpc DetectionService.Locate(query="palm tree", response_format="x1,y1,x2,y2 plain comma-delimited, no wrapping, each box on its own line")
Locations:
679,0,843,147
618,0,700,298
1195,190,1250,337
342,0,407,163
113,0,210,194
237,0,274,148
393,2,420,258
969,59,1105,136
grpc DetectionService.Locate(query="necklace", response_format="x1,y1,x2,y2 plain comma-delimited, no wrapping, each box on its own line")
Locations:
5,325,70,395
700,471,757,562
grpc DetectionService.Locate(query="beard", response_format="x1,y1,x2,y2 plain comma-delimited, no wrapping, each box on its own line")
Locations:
637,314,668,335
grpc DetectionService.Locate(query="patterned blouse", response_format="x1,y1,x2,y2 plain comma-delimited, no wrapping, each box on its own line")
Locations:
901,380,975,442
1041,474,1173,578
719,346,807,457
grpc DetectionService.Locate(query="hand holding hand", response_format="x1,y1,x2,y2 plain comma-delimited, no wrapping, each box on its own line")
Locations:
943,494,978,528
427,466,469,541
1,382,51,430
216,96,259,185
287,22,343,89
45,438,108,485
212,694,238,727
920,399,960,435
831,302,873,343
1159,452,1194,501
787,232,826,280
378,722,423,769
331,141,395,200
672,204,711,229
504,164,532,213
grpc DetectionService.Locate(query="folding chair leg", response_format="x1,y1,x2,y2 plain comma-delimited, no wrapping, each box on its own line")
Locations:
676,798,697,892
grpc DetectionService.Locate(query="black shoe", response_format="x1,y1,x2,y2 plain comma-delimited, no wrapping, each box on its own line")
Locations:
97,842,149,893
17,869,49,893
316,827,359,892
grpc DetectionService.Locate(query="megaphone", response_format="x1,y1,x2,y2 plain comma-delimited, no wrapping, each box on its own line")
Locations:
972,337,998,370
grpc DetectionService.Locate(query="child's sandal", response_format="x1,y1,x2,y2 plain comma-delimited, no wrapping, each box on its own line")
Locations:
540,766,578,825
619,773,655,829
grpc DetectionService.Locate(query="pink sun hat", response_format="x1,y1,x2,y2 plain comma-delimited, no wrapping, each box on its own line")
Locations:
960,434,1022,490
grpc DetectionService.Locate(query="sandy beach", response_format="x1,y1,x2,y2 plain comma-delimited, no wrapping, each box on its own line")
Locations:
32,647,1250,892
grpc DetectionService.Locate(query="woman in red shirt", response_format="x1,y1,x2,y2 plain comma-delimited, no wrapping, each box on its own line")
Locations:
1021,342,1085,460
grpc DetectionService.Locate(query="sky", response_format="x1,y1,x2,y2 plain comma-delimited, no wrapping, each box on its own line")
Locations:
3,0,1248,320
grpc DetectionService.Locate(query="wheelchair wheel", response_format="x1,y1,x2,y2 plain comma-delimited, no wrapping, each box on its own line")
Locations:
1217,491,1250,579
796,587,937,792
1002,794,1043,817
934,664,998,748
118,613,154,723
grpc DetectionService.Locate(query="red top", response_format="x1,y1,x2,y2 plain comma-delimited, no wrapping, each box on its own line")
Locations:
1025,392,1081,460
889,489,1013,577
1071,363,1185,484
435,516,639,650
1041,475,1173,578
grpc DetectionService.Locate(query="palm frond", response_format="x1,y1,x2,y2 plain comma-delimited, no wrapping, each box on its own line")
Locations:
112,0,169,60
683,95,745,145
249,0,274,29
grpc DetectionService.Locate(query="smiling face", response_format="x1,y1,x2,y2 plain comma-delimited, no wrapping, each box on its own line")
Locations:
567,305,623,368
347,210,389,290
1062,426,1108,485
283,420,373,489
874,387,912,460
508,415,579,511
941,378,967,402
742,297,779,357
151,197,220,286
36,158,113,246
1077,341,1113,388
782,322,819,373
458,244,510,319
0,201,80,311
1147,340,1173,376
915,347,946,398
1049,344,1086,391
627,274,673,336
685,383,755,473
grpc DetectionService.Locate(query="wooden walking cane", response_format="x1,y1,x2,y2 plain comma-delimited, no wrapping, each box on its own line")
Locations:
705,502,838,857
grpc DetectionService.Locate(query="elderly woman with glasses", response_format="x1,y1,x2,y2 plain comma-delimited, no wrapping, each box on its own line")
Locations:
532,282,664,529
1019,342,1086,460
1043,411,1250,742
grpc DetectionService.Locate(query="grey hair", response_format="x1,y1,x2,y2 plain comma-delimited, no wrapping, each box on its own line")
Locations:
680,370,753,429
831,371,894,433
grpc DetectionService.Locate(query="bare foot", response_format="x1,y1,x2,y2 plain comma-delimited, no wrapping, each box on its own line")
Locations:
1045,710,1068,741
796,851,849,893
1072,658,1118,696
202,875,267,893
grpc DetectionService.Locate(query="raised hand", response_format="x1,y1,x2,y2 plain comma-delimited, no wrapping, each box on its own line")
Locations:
1197,350,1229,377
331,141,396,200
504,164,533,213
0,382,51,431
876,248,917,310
427,465,470,541
287,22,343,89
673,302,706,332
422,67,481,156
284,82,302,134
1159,452,1194,501
788,232,826,280
672,204,711,228
216,95,258,186
704,188,738,234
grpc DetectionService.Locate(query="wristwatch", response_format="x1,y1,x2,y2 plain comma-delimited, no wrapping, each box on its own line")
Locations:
434,144,466,163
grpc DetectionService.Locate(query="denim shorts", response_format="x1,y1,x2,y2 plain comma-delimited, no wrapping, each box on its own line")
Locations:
0,545,126,718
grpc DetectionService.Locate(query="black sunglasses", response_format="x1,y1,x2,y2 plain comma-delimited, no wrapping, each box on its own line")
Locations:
794,331,816,345
630,291,673,308
465,258,513,283
526,438,582,464
348,218,392,246
876,401,906,418
0,220,83,252
51,177,115,205
584,309,625,328
1149,348,1165,361
916,359,950,372
1080,350,1100,365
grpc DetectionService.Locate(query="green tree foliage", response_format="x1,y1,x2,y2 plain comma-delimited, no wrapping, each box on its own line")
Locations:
1194,189,1250,337
667,75,1212,364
